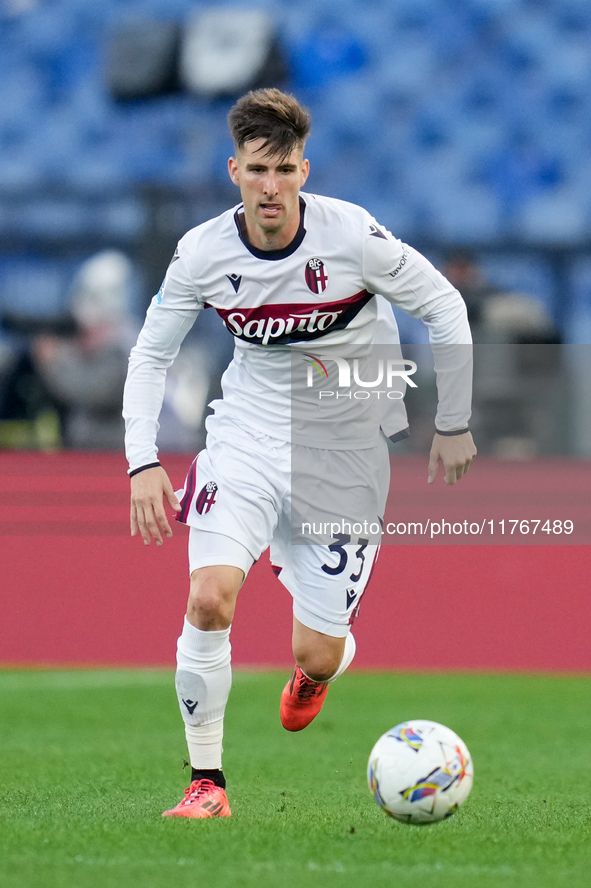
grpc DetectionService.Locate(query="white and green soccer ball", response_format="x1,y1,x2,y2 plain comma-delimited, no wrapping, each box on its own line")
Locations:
367,719,474,824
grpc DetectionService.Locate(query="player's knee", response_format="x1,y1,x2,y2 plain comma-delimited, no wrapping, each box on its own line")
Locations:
187,568,237,630
294,645,343,682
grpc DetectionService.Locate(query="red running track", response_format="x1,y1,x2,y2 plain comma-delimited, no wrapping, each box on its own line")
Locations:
1,451,590,671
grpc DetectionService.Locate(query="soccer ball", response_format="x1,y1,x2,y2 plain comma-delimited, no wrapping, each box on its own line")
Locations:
367,719,473,824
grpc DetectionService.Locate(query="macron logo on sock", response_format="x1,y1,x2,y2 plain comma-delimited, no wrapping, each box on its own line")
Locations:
182,699,198,715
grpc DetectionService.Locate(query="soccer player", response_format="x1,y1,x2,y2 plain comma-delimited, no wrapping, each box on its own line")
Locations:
123,88,476,819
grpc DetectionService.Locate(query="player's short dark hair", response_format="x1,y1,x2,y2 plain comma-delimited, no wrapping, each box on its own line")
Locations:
228,88,311,160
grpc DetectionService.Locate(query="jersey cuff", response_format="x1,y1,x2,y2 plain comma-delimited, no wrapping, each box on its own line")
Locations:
128,461,161,478
435,427,470,437
388,427,410,444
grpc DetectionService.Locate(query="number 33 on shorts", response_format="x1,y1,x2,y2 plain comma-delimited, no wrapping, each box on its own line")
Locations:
320,533,378,623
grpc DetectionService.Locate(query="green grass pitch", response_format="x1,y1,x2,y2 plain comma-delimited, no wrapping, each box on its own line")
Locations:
1,669,589,888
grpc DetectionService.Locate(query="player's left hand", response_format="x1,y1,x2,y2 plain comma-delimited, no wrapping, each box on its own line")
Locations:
427,431,476,485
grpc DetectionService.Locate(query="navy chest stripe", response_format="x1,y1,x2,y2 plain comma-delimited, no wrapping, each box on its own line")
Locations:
212,289,375,346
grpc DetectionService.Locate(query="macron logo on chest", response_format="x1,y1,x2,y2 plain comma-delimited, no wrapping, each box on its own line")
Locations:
226,273,242,293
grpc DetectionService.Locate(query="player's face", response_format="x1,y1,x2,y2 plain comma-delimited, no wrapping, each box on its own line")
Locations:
228,139,309,251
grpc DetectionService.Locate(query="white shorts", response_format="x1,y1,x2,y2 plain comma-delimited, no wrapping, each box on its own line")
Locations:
177,413,390,637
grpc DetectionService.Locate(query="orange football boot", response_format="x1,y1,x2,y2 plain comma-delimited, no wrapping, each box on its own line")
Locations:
280,666,329,731
162,778,231,819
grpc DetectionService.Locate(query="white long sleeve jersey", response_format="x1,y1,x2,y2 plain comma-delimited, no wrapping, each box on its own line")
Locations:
123,193,472,471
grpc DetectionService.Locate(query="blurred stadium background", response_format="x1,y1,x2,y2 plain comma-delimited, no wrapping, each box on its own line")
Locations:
0,0,590,671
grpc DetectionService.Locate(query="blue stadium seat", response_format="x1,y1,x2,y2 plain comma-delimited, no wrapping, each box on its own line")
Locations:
479,254,556,317
0,255,75,317
565,258,591,344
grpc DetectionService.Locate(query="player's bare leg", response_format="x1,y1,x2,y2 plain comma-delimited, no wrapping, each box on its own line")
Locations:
164,565,243,819
292,619,346,681
186,565,243,630
280,617,356,731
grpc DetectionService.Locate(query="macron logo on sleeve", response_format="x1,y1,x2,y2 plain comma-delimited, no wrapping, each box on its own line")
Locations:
369,223,388,240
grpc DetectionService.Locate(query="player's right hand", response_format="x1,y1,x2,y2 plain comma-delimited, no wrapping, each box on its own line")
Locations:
130,466,181,546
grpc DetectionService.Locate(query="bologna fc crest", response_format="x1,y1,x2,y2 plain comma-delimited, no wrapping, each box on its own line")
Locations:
195,481,218,514
305,258,329,294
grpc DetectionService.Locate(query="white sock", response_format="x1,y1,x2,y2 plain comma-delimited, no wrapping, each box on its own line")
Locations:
175,617,232,770
327,632,356,682
185,722,225,771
